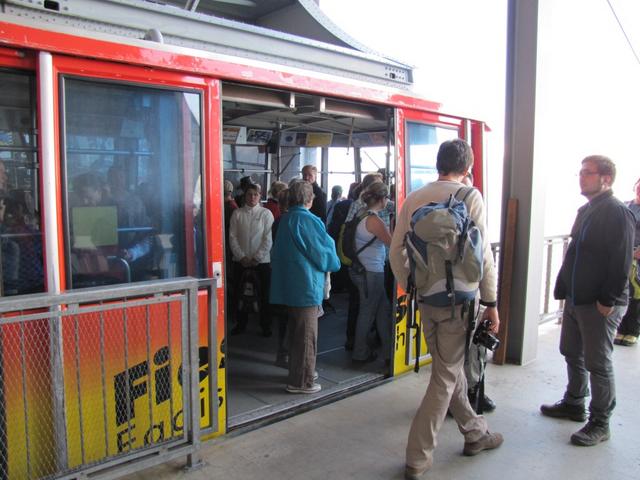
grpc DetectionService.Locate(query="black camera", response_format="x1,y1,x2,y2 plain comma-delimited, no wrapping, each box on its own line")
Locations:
472,319,500,351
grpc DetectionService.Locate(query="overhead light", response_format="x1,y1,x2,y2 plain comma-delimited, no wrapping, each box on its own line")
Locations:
222,84,295,109
305,96,379,120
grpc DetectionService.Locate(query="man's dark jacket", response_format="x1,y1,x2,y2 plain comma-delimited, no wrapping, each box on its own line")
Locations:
554,190,636,307
310,182,327,223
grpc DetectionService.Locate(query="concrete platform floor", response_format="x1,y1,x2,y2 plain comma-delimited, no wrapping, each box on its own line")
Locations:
124,323,640,480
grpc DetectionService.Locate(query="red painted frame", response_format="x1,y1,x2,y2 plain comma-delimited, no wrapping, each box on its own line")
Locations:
395,108,466,209
0,21,462,118
50,55,223,290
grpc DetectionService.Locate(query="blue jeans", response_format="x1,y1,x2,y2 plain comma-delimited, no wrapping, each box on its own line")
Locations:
349,269,391,361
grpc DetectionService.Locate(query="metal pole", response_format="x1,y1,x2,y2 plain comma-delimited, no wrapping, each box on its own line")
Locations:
39,51,69,471
185,283,202,470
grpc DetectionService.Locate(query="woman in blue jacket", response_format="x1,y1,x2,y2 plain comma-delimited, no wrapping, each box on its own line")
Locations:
270,180,340,394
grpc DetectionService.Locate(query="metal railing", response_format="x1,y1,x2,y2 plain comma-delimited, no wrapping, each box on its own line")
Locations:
0,278,203,480
491,234,571,323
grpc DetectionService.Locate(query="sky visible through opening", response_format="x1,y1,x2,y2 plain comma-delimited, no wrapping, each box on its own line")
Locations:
320,0,640,241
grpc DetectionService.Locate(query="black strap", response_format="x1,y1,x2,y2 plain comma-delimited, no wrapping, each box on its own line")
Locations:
409,286,421,373
355,236,376,256
463,299,476,366
474,341,486,415
445,259,455,317
354,212,377,257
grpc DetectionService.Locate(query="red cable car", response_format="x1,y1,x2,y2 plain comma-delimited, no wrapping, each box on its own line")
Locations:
0,1,487,477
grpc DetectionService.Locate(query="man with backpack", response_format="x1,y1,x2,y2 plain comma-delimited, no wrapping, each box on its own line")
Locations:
389,139,502,479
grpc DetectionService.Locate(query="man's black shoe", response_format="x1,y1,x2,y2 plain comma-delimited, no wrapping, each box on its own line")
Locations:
571,419,610,446
468,390,496,413
540,400,587,422
480,394,496,412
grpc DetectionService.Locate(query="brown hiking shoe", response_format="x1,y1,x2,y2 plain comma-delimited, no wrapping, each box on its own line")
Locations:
404,463,430,480
463,431,504,456
540,400,587,422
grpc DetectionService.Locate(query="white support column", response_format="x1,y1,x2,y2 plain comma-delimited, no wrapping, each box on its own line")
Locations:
501,0,545,364
39,51,62,294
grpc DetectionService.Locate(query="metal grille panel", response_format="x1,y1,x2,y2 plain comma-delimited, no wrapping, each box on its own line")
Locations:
0,279,202,479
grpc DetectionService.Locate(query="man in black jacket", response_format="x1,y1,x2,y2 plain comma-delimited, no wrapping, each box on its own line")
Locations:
541,155,635,447
302,165,327,223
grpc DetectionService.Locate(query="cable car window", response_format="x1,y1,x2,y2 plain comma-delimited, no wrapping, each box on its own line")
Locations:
328,148,354,197
360,146,388,174
62,78,205,288
0,70,44,296
406,122,458,192
223,144,269,197
278,146,320,186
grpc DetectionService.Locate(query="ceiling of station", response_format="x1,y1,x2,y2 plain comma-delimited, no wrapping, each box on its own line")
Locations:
145,0,371,51
162,0,297,23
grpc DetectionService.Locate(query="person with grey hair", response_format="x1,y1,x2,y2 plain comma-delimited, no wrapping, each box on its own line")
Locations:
270,181,340,394
302,164,327,222
542,154,635,447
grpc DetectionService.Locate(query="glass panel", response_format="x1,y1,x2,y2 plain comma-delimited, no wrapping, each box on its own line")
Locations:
327,147,354,199
63,78,204,288
223,145,268,198
0,70,44,296
360,146,388,174
277,146,320,185
406,122,458,192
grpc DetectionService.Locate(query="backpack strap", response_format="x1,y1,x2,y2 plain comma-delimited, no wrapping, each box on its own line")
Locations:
354,211,377,256
407,284,421,373
453,186,476,258
454,186,476,203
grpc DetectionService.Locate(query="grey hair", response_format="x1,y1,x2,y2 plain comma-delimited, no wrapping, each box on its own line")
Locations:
288,180,314,206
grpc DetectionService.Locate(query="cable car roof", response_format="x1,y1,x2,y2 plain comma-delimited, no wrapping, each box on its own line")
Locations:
2,0,413,87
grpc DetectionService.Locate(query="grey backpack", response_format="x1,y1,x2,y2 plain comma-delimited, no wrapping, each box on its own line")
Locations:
404,187,483,314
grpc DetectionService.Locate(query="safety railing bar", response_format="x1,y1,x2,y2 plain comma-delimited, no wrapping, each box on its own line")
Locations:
180,295,190,443
167,300,175,439
19,321,32,480
50,306,70,472
544,241,553,314
186,284,202,469
100,306,109,458
0,278,199,313
123,303,133,453
54,440,194,480
0,296,186,325
73,313,87,465
208,281,219,433
196,280,217,436
145,303,154,446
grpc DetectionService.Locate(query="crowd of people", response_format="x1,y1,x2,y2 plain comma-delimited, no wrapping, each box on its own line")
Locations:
222,143,639,479
0,160,44,296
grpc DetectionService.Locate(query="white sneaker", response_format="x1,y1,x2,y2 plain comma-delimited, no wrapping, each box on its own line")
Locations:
286,383,321,394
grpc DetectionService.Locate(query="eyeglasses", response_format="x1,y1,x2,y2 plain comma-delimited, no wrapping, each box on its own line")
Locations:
578,169,600,177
